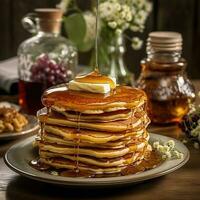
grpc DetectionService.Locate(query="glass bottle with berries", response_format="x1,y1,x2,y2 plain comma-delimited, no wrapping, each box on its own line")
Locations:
18,8,77,115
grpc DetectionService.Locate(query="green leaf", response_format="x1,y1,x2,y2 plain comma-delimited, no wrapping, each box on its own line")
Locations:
64,13,86,45
78,39,94,52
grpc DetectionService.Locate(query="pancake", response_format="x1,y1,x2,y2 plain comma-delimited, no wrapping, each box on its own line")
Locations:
39,146,151,174
42,85,147,114
54,109,132,122
39,113,150,132
40,157,129,174
40,131,149,149
43,125,147,144
40,150,144,168
38,140,147,159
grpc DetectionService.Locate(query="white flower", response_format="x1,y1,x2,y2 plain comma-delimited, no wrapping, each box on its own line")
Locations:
154,139,184,160
120,11,126,19
115,3,121,12
56,0,71,13
99,2,117,20
163,145,170,153
126,13,132,22
172,150,183,159
158,145,165,153
182,139,188,144
145,2,153,13
131,7,136,15
165,140,175,149
130,25,140,32
99,0,133,31
131,37,143,50
108,21,117,29
165,151,172,159
138,10,148,23
51,171,59,176
83,12,96,42
116,28,122,35
194,142,200,149
179,153,184,159
162,155,167,160
153,141,160,149
191,125,200,137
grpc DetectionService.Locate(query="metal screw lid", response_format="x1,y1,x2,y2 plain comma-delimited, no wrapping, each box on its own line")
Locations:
147,31,183,52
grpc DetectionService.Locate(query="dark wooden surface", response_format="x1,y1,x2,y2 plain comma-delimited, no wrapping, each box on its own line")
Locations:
0,0,200,78
0,81,199,200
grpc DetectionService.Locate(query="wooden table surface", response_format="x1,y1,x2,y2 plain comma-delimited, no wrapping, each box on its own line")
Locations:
0,81,200,200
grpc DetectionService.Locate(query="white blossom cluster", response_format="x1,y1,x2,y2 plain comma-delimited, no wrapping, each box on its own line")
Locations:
191,119,200,137
99,0,152,49
57,0,152,50
99,0,132,34
191,119,200,149
50,171,59,176
153,140,184,160
83,12,97,42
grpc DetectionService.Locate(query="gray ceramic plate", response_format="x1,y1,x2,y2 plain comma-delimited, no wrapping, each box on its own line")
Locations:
0,115,39,140
4,133,189,187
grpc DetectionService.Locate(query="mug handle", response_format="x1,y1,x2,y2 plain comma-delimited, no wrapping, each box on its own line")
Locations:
21,13,38,34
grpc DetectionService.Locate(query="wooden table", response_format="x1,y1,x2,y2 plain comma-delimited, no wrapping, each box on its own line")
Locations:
0,81,200,200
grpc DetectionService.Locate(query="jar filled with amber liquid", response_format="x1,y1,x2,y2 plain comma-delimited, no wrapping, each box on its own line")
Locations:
137,32,195,124
18,9,77,115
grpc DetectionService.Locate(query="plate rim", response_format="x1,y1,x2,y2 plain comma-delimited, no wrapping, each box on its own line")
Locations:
4,133,190,186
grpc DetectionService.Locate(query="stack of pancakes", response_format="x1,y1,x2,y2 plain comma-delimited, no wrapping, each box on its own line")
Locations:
37,85,151,174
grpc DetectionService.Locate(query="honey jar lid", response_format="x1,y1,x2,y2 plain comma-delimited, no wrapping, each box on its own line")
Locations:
147,31,183,52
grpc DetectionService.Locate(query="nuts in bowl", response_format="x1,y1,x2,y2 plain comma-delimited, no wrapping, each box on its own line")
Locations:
0,107,28,133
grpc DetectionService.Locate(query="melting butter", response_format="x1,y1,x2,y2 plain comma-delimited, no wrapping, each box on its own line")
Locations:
68,80,116,94
69,70,116,94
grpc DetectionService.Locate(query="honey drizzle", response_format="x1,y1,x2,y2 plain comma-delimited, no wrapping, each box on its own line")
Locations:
40,121,44,141
74,112,81,173
126,108,135,167
95,0,100,70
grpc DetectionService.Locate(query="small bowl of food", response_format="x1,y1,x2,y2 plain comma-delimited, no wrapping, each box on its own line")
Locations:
0,103,39,140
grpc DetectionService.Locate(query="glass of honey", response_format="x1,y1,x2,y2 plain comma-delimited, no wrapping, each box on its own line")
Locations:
137,32,195,124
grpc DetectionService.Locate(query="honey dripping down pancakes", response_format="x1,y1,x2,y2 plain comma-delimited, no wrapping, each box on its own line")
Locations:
33,70,159,177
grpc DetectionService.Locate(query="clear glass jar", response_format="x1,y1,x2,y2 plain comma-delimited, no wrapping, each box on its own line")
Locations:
18,9,77,115
137,32,195,124
90,33,134,86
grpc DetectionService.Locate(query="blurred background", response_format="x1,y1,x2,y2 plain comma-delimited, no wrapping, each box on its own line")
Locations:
0,0,199,78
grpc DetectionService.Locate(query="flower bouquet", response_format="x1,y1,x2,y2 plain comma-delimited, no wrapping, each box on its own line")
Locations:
57,0,152,85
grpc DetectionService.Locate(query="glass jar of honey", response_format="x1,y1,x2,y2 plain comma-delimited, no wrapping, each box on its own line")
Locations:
137,32,195,124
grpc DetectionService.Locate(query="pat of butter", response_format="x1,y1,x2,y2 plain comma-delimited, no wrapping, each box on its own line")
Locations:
68,78,116,94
